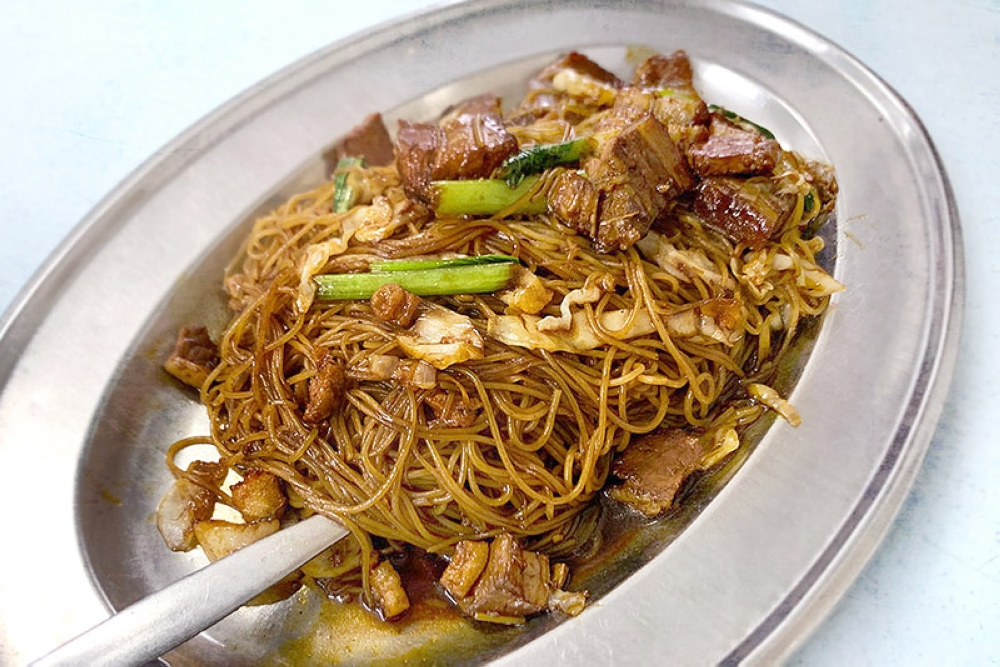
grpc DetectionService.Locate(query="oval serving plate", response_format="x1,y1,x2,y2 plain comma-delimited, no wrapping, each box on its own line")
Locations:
0,1,961,665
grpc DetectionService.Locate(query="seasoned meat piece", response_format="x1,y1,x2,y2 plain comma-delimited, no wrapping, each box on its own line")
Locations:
606,86,708,150
633,50,709,124
371,559,411,619
395,93,518,203
329,113,396,167
163,325,218,388
425,390,480,429
231,469,287,522
302,352,347,423
370,283,422,328
440,540,490,598
444,533,551,618
628,50,711,144
441,535,589,621
584,114,694,253
514,52,623,123
535,51,623,88
433,93,518,179
609,429,705,517
547,169,599,238
633,49,697,90
686,114,781,177
689,177,795,248
394,122,438,202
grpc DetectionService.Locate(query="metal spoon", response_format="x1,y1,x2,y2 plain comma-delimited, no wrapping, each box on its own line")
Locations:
30,514,348,667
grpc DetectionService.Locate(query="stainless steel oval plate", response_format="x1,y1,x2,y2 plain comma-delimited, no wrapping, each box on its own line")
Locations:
0,1,962,665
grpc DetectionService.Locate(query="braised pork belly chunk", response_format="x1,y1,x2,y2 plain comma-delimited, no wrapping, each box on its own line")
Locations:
371,559,411,619
163,324,218,388
687,113,781,177
690,176,796,248
396,93,518,203
514,51,623,121
329,112,396,166
547,169,601,238
440,533,586,622
536,51,623,90
631,49,711,132
546,84,695,252
632,49,697,90
609,429,707,517
582,114,693,252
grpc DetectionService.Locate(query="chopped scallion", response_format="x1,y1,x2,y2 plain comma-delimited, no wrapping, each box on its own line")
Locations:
803,191,815,213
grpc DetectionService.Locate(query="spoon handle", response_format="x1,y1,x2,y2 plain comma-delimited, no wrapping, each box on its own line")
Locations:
30,514,348,667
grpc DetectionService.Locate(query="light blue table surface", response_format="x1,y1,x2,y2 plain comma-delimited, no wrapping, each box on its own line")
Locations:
1,1,997,664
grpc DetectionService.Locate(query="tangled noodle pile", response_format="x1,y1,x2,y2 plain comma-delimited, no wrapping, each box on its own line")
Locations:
158,49,842,624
